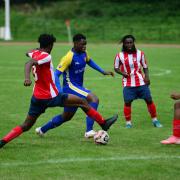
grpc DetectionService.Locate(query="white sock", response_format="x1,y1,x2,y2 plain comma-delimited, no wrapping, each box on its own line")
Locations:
152,118,157,122
126,121,132,125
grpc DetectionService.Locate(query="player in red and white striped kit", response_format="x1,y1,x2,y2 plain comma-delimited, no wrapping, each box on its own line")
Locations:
114,35,162,128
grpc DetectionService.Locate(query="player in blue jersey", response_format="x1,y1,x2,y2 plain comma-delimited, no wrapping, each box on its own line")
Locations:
35,33,114,138
0,34,118,149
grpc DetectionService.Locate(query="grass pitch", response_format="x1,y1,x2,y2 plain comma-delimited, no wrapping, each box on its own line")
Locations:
0,43,180,180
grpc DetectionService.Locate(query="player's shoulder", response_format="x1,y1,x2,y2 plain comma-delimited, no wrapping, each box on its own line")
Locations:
27,49,50,61
115,51,123,59
137,49,145,55
85,50,89,55
60,50,74,64
64,50,74,59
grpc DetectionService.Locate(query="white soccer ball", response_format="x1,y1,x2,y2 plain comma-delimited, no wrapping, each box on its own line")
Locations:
94,130,109,145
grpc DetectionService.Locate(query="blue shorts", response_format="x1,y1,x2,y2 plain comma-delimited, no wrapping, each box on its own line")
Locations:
28,93,68,117
123,85,152,103
63,85,91,112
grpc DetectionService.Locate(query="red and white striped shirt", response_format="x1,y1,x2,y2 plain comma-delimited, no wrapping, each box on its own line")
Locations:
27,49,59,99
114,49,148,87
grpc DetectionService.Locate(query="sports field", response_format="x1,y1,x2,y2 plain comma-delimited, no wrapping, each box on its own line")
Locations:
0,43,180,180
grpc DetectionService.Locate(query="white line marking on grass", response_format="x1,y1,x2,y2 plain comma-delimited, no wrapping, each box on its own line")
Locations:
152,69,171,76
0,156,180,167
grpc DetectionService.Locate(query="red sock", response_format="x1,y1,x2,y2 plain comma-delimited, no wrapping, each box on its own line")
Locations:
147,102,157,118
173,119,180,137
124,105,131,121
2,126,23,143
86,108,105,125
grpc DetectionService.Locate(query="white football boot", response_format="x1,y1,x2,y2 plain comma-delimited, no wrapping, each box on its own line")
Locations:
35,127,44,137
84,130,96,138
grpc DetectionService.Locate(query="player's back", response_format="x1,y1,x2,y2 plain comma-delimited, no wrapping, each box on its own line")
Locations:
27,49,58,99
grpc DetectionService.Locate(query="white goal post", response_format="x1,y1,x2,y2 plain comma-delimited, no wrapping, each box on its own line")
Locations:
4,0,12,40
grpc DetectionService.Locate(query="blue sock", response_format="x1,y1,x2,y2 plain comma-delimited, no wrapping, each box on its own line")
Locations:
41,115,64,133
86,102,98,132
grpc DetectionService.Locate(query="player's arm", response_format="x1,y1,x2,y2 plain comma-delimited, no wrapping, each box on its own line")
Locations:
143,68,150,85
141,52,150,85
55,52,73,92
171,93,180,100
24,59,38,86
114,64,129,78
87,59,114,77
114,54,129,78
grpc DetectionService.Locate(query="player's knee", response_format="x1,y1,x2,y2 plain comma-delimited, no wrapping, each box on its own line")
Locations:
87,94,99,104
145,98,152,104
174,101,180,109
21,124,31,132
80,98,90,110
81,98,88,105
125,101,132,106
61,116,72,122
94,96,99,104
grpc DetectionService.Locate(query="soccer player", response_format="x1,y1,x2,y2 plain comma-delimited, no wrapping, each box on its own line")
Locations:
114,34,162,128
35,33,114,138
0,34,118,148
161,93,180,144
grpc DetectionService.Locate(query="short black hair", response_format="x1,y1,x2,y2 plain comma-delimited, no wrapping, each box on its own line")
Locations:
38,34,56,48
73,33,86,42
121,34,135,44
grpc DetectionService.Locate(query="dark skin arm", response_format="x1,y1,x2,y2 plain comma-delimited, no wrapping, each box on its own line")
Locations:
114,62,129,78
143,68,150,85
24,59,38,86
114,63,150,85
102,71,114,77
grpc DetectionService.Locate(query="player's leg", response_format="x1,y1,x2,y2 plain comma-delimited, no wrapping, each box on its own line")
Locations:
140,85,162,127
0,115,38,148
85,93,99,138
63,94,118,131
161,101,180,144
124,102,132,128
63,85,98,137
0,96,45,148
123,87,135,128
36,108,77,136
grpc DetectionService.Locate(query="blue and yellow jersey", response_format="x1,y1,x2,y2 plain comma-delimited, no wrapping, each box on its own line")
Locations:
56,49,90,87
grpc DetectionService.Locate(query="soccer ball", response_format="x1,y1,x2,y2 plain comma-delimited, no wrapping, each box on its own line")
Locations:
94,130,109,145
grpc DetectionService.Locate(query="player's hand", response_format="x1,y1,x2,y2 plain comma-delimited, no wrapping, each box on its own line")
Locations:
144,77,150,85
103,71,114,77
24,79,32,86
171,93,180,100
122,72,129,78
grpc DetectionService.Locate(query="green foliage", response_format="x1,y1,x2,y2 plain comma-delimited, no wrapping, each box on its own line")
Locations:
0,0,180,42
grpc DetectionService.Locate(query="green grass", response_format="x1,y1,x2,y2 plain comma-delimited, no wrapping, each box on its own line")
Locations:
0,43,180,180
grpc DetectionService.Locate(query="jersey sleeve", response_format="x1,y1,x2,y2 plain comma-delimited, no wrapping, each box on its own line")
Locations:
85,51,91,62
56,51,73,72
114,53,121,69
140,51,148,68
27,50,51,65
